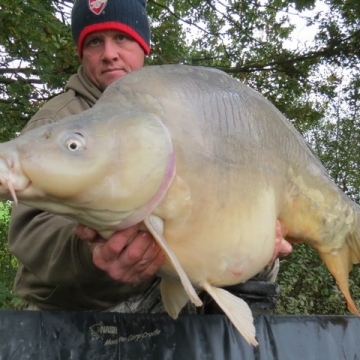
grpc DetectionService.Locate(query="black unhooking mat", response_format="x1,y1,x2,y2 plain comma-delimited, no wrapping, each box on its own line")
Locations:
0,310,359,359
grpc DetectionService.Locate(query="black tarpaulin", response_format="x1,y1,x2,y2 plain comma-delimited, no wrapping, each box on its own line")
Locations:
0,310,359,359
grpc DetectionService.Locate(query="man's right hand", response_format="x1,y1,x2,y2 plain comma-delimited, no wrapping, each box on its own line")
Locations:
76,224,165,285
267,220,292,266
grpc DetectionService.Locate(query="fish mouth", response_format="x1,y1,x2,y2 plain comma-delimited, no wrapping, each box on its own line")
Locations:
0,156,32,205
0,175,32,205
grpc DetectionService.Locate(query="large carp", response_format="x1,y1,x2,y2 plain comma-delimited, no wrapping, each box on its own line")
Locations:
0,65,359,345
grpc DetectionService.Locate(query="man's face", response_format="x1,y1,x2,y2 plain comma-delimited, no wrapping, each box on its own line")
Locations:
82,30,145,90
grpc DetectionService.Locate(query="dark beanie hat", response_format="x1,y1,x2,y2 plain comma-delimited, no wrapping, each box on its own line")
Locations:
71,0,151,57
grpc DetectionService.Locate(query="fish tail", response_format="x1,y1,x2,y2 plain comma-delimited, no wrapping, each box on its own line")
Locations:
319,248,359,314
203,283,258,346
319,210,360,315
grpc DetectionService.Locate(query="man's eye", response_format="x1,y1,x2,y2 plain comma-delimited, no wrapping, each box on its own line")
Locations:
87,38,101,47
116,34,126,41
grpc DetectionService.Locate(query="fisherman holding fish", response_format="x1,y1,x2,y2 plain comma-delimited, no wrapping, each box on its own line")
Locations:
8,0,291,313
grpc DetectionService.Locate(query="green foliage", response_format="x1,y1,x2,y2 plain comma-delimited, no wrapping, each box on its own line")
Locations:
276,244,360,314
0,202,26,309
0,0,79,137
0,281,26,310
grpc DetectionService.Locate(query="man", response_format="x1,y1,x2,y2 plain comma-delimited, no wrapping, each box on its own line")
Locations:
9,0,167,312
9,0,291,313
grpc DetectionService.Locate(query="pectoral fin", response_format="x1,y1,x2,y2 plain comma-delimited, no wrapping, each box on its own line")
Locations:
144,215,202,307
160,277,191,319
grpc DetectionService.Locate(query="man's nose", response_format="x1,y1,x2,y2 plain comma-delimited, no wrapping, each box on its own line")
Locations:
101,40,118,60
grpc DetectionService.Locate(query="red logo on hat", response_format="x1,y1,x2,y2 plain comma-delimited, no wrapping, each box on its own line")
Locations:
89,0,107,15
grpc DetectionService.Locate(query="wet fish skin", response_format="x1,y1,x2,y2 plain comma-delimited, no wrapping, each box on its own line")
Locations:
0,65,359,346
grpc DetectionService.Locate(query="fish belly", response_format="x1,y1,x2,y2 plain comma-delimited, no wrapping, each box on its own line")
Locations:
161,186,278,288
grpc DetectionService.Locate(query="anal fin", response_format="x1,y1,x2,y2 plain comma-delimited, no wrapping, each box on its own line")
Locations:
203,282,258,346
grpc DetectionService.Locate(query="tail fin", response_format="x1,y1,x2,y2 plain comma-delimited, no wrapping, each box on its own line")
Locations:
203,282,258,346
319,208,360,315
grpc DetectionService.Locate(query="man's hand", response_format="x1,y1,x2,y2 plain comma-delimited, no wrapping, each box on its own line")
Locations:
268,220,292,266
76,224,165,285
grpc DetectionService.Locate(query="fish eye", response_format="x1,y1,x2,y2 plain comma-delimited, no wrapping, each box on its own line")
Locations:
62,132,85,152
67,139,81,151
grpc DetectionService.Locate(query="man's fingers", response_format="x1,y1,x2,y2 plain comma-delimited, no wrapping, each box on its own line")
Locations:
275,220,292,256
92,225,140,263
268,220,292,266
279,239,292,257
136,249,165,282
126,232,158,262
117,232,159,273
75,224,97,241
91,228,164,284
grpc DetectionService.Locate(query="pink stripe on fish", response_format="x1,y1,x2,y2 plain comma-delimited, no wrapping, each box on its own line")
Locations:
117,151,176,229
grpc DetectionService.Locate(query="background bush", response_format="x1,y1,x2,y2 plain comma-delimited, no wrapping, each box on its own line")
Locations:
0,202,26,309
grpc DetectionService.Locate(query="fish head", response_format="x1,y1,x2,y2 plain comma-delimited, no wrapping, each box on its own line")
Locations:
0,105,175,230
